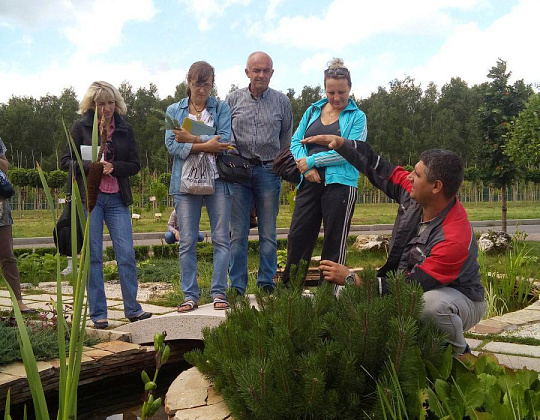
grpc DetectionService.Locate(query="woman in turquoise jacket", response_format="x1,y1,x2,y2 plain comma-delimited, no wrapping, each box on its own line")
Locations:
165,61,232,312
283,58,367,288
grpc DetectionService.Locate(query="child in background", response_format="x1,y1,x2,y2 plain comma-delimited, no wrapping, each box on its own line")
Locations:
164,209,204,244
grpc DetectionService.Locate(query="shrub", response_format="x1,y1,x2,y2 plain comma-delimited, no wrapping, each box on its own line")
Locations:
186,271,446,419
134,245,150,261
13,248,33,258
105,246,116,261
152,244,177,259
33,247,57,256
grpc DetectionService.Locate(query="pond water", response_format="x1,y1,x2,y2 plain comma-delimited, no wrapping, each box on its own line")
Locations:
7,360,191,419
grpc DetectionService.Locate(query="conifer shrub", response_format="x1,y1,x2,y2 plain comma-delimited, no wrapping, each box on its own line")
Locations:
185,270,447,419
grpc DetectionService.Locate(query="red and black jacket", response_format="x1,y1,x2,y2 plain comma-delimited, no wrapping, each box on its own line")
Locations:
338,140,484,302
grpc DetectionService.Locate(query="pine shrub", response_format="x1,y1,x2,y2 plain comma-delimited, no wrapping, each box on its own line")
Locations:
185,270,446,419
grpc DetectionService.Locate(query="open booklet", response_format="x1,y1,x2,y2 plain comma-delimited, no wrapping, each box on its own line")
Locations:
182,117,216,136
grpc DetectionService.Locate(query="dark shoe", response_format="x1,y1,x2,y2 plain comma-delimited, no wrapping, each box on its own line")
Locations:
93,320,109,329
20,308,39,315
259,284,275,294
229,287,244,297
128,312,152,322
462,343,471,355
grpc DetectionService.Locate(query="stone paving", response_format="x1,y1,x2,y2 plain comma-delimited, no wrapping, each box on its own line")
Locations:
3,281,540,415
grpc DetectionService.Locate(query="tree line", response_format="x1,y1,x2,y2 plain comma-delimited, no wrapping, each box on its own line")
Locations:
1,58,538,180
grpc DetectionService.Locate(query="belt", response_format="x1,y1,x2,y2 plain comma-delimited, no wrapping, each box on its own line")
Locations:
248,158,273,166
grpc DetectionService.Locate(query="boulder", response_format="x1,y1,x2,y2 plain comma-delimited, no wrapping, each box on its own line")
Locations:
353,234,390,251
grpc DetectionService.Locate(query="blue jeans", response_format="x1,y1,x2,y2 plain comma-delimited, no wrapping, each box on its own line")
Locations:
174,179,231,303
229,164,281,294
89,192,143,322
164,231,204,244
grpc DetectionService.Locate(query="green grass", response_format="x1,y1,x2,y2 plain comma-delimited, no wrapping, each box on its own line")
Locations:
0,320,100,365
10,201,540,238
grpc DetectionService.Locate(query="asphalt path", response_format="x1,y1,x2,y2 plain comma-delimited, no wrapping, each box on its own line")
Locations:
13,219,540,249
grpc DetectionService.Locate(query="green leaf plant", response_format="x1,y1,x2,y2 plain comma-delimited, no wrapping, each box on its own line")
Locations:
140,331,171,419
7,116,93,420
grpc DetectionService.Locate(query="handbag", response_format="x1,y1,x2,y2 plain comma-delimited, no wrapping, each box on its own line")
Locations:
272,148,301,184
0,169,15,199
216,151,252,183
180,152,215,195
53,163,83,257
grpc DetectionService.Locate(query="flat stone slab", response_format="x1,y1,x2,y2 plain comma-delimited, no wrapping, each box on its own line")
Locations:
494,310,540,325
470,319,512,335
483,342,540,358
0,361,53,378
113,296,260,345
490,353,540,373
166,367,233,419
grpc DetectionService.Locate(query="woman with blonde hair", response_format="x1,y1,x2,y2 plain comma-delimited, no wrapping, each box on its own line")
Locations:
282,59,367,288
61,81,151,328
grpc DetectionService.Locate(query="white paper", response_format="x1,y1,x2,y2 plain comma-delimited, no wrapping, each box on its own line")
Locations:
80,145,100,161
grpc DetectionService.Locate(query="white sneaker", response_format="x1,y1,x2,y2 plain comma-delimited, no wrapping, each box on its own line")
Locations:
61,267,72,275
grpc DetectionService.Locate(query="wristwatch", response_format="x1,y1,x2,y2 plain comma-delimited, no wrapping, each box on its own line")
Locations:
345,271,356,286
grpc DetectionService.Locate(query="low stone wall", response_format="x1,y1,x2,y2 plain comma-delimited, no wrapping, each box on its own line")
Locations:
0,340,199,407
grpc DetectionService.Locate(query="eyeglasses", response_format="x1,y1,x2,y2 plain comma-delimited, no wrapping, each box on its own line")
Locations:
191,82,213,90
324,67,350,77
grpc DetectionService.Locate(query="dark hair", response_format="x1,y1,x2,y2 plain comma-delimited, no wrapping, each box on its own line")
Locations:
419,149,464,198
186,61,215,97
324,57,351,88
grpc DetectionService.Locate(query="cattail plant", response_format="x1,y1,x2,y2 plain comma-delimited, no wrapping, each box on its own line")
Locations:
87,107,107,211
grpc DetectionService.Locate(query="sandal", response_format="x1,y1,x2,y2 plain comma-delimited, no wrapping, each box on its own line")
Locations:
213,296,230,310
178,300,198,313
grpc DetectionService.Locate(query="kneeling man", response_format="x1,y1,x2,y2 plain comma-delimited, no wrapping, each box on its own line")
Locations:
302,134,486,356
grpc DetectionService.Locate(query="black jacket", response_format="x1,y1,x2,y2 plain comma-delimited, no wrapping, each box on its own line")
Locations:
61,110,139,206
338,139,484,302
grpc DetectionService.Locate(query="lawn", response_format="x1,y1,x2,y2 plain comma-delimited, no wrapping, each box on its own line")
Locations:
10,200,540,238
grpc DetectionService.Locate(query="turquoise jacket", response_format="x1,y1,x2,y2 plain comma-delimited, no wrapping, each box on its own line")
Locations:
290,98,367,188
165,96,232,195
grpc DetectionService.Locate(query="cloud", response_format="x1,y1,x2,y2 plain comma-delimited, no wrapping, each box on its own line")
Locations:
177,0,251,31
63,0,156,57
410,0,540,89
256,0,483,49
216,65,246,98
265,0,284,20
0,0,79,28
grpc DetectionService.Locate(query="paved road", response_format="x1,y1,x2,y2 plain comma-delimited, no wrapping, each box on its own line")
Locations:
13,219,540,249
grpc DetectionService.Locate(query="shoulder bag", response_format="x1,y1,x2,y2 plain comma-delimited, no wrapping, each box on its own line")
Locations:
0,169,15,199
216,127,252,183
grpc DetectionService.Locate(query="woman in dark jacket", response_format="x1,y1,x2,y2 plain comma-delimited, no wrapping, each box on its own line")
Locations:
61,81,151,329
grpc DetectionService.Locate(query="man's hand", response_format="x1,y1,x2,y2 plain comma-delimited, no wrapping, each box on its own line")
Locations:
303,168,321,183
174,230,180,241
319,260,350,285
301,135,344,150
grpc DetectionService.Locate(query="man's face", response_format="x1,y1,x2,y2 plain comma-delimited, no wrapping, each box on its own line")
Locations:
407,161,436,204
245,54,274,95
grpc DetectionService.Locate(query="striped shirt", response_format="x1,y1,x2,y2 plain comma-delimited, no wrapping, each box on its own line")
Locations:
225,86,293,161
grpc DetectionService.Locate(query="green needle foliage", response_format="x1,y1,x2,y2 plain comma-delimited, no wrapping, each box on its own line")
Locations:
185,270,447,419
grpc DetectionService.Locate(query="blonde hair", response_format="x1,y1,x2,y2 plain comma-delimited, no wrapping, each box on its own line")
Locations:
324,58,351,88
78,81,127,115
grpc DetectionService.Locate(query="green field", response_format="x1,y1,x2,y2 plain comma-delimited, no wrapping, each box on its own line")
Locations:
10,200,540,238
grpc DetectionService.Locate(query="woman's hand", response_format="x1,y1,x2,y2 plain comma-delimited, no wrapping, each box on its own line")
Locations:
303,168,321,183
203,136,231,153
301,135,344,150
103,162,114,175
296,157,309,174
173,128,197,143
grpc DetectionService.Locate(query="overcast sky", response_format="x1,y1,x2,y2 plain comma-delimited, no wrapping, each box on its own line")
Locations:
0,0,538,104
